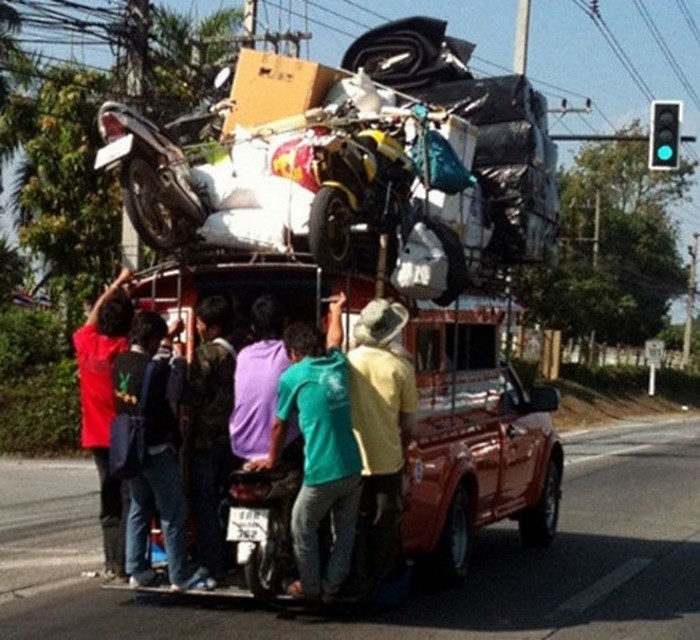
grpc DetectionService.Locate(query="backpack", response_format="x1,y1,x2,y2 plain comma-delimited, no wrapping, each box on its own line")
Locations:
109,362,154,480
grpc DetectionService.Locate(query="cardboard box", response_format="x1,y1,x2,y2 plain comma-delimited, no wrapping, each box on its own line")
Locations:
223,50,347,136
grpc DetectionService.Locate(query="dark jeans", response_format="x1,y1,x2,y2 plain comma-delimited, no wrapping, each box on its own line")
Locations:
352,471,404,594
93,447,131,575
189,444,234,577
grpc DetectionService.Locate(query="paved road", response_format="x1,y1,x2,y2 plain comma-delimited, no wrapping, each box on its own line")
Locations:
0,417,698,639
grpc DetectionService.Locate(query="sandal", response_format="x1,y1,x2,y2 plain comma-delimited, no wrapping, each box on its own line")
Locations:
286,580,320,602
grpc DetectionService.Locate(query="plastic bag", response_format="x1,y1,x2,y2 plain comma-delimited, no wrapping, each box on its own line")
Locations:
412,127,477,194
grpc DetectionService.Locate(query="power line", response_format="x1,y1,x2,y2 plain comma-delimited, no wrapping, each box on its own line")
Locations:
675,0,700,48
632,0,700,110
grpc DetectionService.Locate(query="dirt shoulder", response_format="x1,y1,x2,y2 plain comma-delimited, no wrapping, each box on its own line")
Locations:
553,386,699,432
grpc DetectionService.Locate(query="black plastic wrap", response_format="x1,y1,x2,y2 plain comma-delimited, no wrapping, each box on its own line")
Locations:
472,120,547,168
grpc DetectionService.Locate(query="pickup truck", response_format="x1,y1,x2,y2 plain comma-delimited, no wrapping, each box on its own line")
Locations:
129,259,562,591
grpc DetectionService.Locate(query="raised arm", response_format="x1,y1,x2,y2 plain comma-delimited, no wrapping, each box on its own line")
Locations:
325,291,346,351
85,267,134,327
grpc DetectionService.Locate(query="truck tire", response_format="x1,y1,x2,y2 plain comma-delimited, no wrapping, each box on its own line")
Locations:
518,458,561,549
432,486,471,586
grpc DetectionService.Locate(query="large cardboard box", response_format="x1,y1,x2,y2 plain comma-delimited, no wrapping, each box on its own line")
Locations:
223,50,346,136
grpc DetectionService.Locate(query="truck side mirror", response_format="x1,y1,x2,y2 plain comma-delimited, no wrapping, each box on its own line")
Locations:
530,386,560,412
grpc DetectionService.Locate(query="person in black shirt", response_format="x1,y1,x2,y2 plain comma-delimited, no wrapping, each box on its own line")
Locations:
114,311,215,592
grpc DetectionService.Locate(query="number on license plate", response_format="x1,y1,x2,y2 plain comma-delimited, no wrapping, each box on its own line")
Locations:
226,508,269,542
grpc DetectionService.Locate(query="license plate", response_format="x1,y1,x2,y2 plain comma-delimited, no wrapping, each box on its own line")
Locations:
94,133,134,169
226,508,269,542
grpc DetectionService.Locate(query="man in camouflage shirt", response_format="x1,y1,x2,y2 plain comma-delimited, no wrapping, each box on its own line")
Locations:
187,295,236,579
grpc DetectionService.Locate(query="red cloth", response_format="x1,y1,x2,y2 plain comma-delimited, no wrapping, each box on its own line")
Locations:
73,324,129,448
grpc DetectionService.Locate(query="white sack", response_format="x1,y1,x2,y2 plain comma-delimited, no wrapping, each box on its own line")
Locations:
390,222,448,299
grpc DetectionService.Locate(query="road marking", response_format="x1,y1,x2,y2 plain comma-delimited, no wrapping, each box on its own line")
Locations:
565,443,654,466
547,558,652,618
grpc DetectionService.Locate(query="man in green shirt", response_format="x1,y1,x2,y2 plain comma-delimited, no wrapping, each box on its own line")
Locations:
246,293,361,602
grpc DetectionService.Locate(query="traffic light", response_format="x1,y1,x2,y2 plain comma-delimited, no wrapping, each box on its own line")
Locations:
649,100,682,170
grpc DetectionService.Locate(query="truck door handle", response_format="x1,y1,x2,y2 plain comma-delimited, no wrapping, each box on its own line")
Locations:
506,424,517,438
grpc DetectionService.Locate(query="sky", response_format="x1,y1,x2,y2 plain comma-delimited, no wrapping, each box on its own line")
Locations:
4,0,700,317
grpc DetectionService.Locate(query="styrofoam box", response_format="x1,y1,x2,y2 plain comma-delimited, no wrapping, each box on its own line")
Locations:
413,115,478,225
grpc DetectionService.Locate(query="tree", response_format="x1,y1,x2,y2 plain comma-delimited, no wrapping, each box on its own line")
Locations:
0,5,242,325
516,121,695,347
0,235,25,306
0,2,35,108
138,5,242,122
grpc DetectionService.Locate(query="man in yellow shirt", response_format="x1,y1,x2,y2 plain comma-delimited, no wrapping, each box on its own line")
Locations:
347,298,418,596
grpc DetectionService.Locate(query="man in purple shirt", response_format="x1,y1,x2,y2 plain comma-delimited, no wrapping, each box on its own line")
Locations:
229,295,301,462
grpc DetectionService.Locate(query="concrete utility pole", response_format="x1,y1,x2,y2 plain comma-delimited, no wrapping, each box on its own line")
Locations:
242,0,258,49
682,232,699,368
513,0,531,74
121,0,149,270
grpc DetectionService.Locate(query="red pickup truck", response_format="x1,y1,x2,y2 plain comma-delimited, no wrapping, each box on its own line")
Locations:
130,259,562,590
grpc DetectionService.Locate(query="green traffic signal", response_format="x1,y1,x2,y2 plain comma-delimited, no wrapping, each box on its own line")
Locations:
649,101,682,171
656,145,674,161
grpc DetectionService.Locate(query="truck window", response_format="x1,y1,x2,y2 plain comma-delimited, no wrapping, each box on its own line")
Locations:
445,324,498,371
416,326,440,373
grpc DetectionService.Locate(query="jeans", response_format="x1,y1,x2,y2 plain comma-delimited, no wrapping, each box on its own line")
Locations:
93,448,131,575
291,473,362,597
189,445,233,576
126,447,190,586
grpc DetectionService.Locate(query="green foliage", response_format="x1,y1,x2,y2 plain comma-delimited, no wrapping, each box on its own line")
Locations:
0,358,81,454
0,236,26,307
0,307,68,380
516,121,694,346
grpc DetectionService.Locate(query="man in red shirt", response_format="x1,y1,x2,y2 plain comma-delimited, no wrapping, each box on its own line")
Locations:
73,268,134,581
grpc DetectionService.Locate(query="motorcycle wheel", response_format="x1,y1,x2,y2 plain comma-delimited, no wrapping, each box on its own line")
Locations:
120,157,190,252
244,542,280,601
308,186,355,272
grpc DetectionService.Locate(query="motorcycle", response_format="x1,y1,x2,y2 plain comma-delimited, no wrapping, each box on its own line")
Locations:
94,69,234,252
226,464,301,600
305,112,417,272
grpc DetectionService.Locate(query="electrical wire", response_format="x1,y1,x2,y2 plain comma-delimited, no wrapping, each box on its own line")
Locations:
675,0,700,48
632,0,700,110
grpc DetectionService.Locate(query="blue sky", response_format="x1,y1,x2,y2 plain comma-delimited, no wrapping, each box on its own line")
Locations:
4,0,700,317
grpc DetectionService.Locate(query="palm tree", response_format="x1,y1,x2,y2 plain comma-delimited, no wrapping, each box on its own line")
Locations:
140,5,242,122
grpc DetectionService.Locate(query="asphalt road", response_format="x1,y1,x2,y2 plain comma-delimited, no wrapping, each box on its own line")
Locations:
0,416,698,640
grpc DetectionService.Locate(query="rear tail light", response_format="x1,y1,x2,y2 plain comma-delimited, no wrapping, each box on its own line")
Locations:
99,112,126,142
229,483,271,502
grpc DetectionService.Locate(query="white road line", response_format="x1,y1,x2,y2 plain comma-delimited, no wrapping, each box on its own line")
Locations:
565,443,654,466
547,558,652,618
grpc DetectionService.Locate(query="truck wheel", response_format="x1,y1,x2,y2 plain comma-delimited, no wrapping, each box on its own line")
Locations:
308,186,354,272
518,458,561,549
433,486,471,586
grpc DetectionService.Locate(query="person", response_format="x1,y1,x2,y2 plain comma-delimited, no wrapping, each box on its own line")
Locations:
247,293,362,602
186,295,236,579
114,311,215,592
346,298,418,596
73,267,134,582
229,294,301,465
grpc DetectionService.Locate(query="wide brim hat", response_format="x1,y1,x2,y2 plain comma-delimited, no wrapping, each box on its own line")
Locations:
353,298,409,347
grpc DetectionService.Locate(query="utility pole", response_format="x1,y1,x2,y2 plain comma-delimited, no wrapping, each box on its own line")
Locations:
682,232,699,368
122,0,149,270
513,0,531,74
242,0,258,49
588,189,601,363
